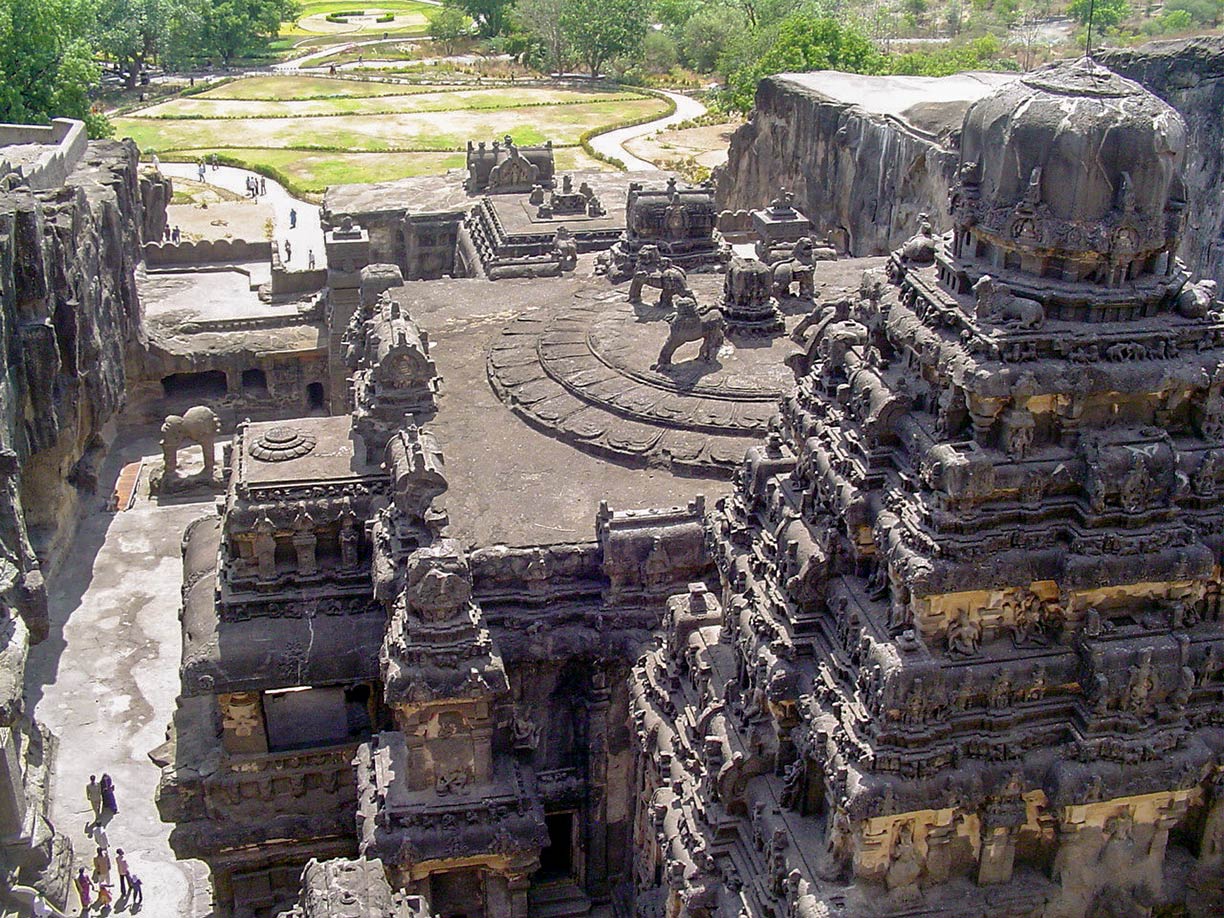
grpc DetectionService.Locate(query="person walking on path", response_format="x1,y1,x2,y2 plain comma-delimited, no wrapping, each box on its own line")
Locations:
308,249,315,269
260,176,267,195
95,882,113,912
284,240,292,263
91,823,108,852
197,160,205,182
127,872,143,909
115,849,130,898
289,207,297,229
85,776,102,826
99,774,117,818
75,868,93,912
92,846,111,886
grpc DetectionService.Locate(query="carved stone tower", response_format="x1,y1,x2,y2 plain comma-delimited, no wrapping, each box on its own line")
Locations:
632,58,1224,917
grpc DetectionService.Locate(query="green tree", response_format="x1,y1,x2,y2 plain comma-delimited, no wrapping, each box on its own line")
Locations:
1068,0,1129,29
514,0,569,73
1164,0,1223,24
641,29,677,72
428,6,470,54
559,0,649,77
445,0,512,36
679,5,743,71
163,0,298,65
99,0,169,87
721,15,882,111
0,0,109,135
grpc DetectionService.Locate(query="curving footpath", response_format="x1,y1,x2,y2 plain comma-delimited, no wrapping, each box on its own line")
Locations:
588,89,707,171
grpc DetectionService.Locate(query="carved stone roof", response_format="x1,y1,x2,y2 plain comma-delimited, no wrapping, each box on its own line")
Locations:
958,57,1186,239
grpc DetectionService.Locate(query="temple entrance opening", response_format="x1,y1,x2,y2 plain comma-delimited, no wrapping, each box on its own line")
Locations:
306,381,325,412
538,812,575,881
431,868,484,918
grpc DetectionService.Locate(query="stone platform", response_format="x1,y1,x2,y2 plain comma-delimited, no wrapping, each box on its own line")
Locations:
487,259,879,476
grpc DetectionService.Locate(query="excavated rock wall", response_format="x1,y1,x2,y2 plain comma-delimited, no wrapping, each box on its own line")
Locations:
721,52,1224,287
1098,38,1224,290
715,75,961,256
0,139,160,640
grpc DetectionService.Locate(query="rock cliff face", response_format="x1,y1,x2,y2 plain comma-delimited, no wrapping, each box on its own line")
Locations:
716,75,964,255
1098,38,1224,290
721,54,1224,288
0,139,155,640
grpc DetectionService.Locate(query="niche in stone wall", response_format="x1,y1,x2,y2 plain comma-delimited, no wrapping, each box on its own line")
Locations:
241,368,268,394
162,370,227,400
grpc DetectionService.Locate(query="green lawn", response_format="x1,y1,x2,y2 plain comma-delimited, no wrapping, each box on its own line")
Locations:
280,0,434,36
129,75,664,192
116,96,668,152
167,148,467,191
140,87,648,119
196,75,433,100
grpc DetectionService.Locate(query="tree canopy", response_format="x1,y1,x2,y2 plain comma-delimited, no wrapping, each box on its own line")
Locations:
558,0,649,77
0,0,108,134
721,15,883,111
445,0,512,37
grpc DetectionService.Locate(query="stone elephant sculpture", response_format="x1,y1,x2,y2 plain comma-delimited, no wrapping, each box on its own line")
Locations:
161,405,221,477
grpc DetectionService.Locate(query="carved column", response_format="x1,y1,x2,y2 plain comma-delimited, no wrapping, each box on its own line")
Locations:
507,871,530,918
585,666,612,897
977,824,1016,885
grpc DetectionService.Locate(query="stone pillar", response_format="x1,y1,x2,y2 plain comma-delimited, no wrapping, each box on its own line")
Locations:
585,668,612,897
923,815,956,883
507,872,530,918
0,725,28,838
325,220,371,413
977,825,1016,885
484,871,512,918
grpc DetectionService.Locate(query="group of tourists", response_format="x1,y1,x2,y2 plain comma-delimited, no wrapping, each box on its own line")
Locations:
72,774,145,914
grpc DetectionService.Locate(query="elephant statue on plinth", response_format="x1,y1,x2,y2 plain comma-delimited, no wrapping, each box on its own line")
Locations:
161,405,221,478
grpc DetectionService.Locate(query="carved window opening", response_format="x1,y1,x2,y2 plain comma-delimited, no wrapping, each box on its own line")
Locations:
161,370,227,400
241,368,268,394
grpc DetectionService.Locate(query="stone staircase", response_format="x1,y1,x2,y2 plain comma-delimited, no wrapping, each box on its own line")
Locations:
528,881,593,918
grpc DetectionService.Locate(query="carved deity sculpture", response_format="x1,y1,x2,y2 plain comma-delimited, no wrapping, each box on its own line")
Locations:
947,609,982,656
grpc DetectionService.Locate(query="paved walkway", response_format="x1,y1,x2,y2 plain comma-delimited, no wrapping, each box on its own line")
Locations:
587,89,707,171
24,431,219,917
158,162,326,269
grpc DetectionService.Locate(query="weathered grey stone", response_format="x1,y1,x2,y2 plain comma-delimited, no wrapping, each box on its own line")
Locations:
1098,37,1224,292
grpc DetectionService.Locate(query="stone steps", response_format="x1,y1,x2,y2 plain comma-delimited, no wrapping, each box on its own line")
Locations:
528,880,593,918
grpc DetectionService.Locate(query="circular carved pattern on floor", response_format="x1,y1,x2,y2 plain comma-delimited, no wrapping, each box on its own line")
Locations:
488,282,806,476
249,426,318,462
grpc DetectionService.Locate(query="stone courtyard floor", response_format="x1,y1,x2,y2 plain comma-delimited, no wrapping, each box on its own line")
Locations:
24,428,217,917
